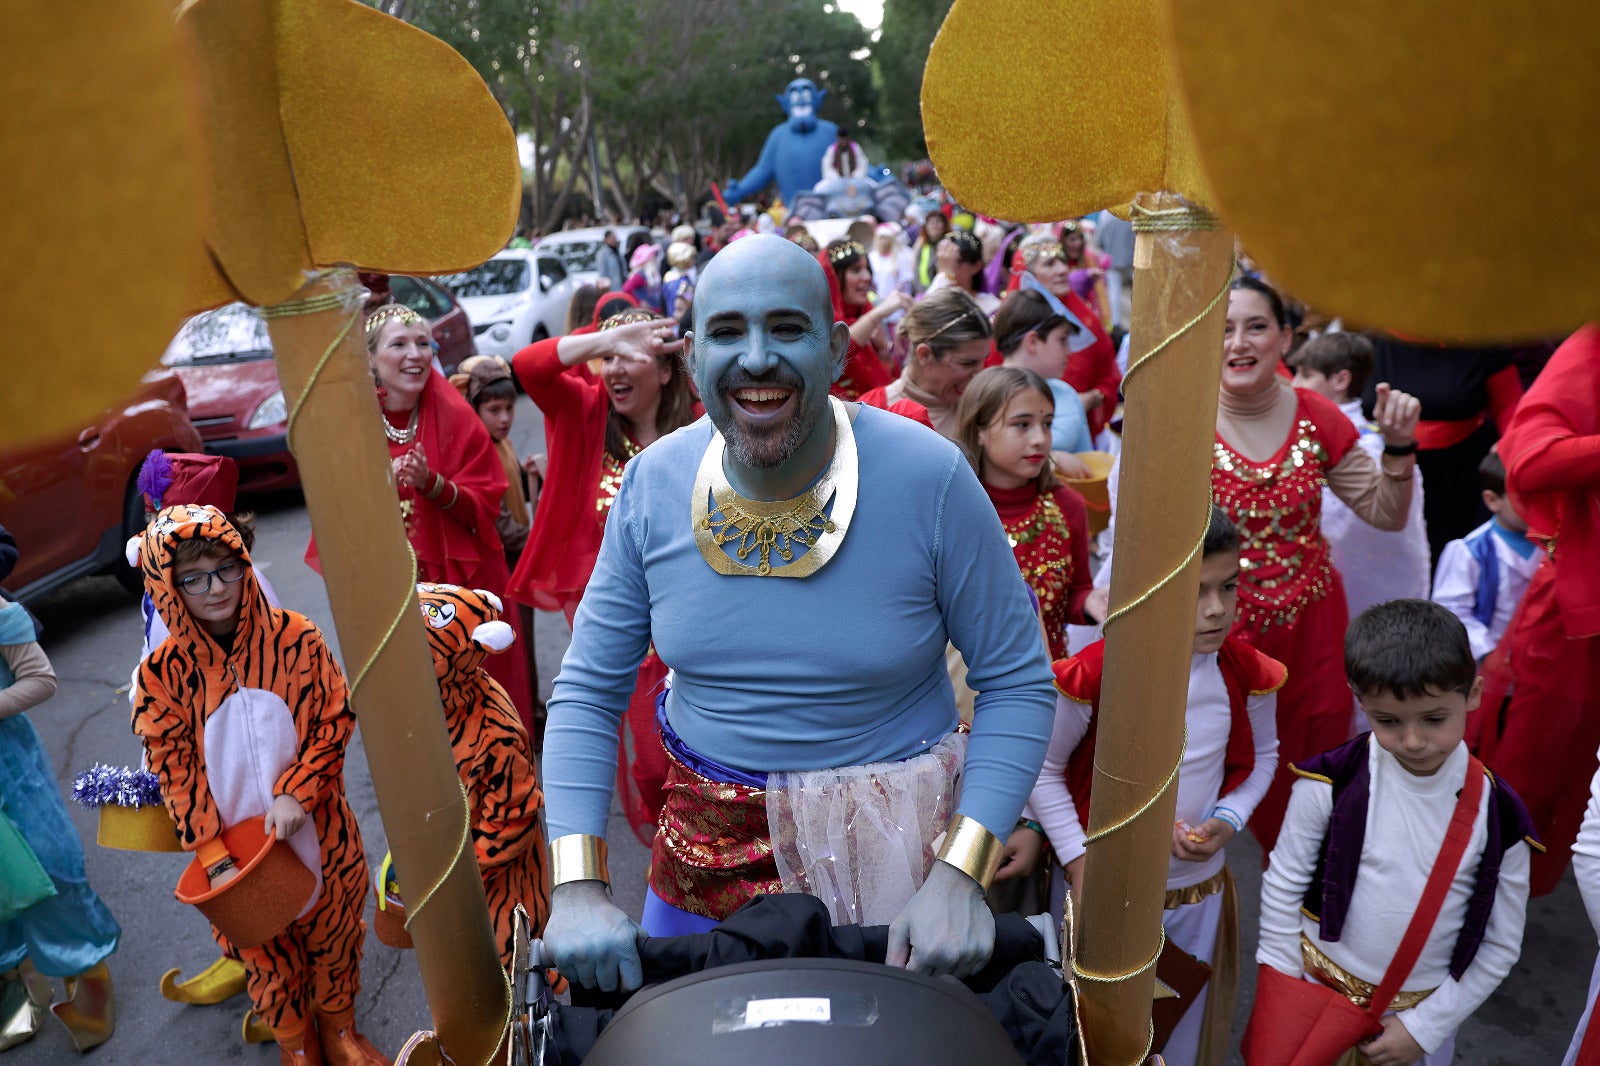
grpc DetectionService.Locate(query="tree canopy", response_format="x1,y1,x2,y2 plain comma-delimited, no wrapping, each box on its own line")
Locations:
371,0,876,231
875,0,953,162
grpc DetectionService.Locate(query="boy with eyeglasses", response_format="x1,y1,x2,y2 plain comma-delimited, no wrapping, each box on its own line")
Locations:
131,505,385,1065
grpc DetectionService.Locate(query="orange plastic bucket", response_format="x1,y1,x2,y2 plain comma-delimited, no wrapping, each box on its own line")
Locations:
175,818,315,948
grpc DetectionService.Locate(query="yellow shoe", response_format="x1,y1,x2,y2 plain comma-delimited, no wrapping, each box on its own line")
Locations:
160,956,248,1005
244,1008,276,1044
49,961,115,1052
0,967,48,1053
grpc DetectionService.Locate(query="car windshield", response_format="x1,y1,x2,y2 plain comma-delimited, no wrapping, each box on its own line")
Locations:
162,304,273,365
441,259,531,298
541,240,601,273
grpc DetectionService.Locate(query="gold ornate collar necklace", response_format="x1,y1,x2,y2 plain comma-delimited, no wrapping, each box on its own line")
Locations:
692,397,858,578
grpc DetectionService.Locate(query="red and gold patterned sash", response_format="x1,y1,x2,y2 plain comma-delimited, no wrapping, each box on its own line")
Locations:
647,748,781,921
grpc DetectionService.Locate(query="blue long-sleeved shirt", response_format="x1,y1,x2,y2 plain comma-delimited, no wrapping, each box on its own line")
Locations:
542,405,1056,841
1047,379,1095,454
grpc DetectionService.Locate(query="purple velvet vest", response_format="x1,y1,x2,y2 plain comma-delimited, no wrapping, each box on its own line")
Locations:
1295,734,1540,981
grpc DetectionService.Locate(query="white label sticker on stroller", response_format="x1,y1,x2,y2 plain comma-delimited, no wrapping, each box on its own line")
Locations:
745,997,831,1026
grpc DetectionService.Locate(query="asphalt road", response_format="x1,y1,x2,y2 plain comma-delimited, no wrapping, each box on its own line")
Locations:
9,395,1593,1063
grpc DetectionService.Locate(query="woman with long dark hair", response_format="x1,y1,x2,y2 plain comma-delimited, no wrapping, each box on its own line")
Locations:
1211,277,1421,851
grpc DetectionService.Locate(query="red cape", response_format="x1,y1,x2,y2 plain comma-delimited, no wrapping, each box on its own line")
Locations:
1499,325,1600,636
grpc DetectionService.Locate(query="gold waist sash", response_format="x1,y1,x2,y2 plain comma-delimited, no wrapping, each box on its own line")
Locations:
1164,868,1227,909
1300,934,1435,1012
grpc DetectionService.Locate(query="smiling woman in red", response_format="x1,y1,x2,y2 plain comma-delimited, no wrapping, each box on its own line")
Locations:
1210,277,1421,852
821,239,910,400
307,304,534,728
509,310,698,843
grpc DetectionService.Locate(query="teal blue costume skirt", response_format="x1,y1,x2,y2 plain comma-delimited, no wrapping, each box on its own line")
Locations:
0,714,121,976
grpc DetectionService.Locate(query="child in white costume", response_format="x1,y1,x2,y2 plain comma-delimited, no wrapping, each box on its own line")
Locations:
1432,449,1540,661
1012,507,1279,1066
1254,599,1536,1065
1562,754,1600,1065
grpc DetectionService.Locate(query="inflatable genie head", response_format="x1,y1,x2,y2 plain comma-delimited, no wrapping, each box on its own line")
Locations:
781,78,825,134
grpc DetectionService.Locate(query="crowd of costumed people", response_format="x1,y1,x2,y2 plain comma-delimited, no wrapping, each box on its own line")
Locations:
5,90,1598,1066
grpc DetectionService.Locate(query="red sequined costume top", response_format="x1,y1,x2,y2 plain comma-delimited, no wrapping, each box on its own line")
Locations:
984,482,1095,660
1211,388,1359,852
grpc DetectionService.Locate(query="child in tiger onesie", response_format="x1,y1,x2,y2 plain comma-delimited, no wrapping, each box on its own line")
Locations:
416,583,549,965
131,505,386,1066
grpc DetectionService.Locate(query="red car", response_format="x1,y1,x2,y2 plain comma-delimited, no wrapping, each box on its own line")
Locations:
163,277,474,494
0,368,203,601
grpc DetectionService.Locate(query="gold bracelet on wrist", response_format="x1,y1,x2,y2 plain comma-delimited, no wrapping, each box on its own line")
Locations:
935,815,1005,891
422,472,446,500
550,834,610,888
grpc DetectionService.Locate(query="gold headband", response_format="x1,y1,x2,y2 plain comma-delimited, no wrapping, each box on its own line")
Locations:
926,306,985,342
827,240,867,265
1021,238,1065,266
365,303,425,340
599,308,660,331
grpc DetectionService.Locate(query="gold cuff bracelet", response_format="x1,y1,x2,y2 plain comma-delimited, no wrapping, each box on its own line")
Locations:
935,815,1005,891
550,834,610,888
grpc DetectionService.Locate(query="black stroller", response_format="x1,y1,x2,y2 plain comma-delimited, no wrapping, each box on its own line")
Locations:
507,894,1085,1066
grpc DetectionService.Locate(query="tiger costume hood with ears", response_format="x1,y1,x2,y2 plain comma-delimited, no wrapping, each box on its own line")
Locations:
131,504,267,657
411,582,546,966
416,583,515,684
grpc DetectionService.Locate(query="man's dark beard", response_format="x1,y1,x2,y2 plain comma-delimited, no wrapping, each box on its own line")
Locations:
715,367,817,470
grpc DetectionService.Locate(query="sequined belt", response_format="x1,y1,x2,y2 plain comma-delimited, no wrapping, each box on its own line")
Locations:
1299,934,1434,1012
1163,868,1227,909
648,744,782,922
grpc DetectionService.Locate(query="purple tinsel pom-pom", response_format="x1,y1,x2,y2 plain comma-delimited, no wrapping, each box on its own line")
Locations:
135,449,173,513
71,764,163,809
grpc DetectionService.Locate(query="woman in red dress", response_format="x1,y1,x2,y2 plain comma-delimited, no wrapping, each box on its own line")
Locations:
1477,324,1600,895
955,366,1099,659
1009,234,1121,439
820,239,911,400
308,304,534,729
1211,278,1421,852
508,310,697,843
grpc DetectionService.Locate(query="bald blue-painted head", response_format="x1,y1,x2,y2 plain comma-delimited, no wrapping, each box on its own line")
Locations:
687,236,849,478
781,78,825,134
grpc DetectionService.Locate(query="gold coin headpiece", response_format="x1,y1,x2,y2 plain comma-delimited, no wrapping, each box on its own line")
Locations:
365,303,426,341
827,240,867,266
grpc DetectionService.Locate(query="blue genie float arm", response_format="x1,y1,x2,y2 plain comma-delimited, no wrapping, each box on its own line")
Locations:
723,78,839,207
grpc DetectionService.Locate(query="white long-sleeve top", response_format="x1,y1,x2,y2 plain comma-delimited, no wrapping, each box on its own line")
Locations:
1571,753,1600,938
1432,519,1542,659
1325,399,1431,617
1026,651,1279,889
1257,740,1531,1054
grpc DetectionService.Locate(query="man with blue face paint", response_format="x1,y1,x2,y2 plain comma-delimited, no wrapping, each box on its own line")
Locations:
722,78,841,209
539,235,1055,992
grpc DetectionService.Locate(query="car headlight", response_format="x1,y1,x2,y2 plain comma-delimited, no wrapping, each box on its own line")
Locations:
247,390,287,430
490,323,512,342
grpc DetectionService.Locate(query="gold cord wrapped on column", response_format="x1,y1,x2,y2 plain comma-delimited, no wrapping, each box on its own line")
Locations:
1073,193,1234,1066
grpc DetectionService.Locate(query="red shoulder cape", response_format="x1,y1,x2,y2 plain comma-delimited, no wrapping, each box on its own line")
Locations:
859,386,935,430
1053,636,1286,830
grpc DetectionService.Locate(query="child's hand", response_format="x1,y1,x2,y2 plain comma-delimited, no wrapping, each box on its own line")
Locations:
1052,451,1092,480
263,795,308,841
1083,588,1111,626
994,825,1045,882
1360,1015,1425,1066
1063,854,1086,899
1078,389,1104,412
1171,817,1234,862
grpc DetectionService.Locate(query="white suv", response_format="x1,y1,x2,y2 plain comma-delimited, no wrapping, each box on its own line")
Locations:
441,249,579,358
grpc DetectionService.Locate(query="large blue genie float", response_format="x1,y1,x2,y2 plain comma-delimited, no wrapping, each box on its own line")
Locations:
722,77,908,222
